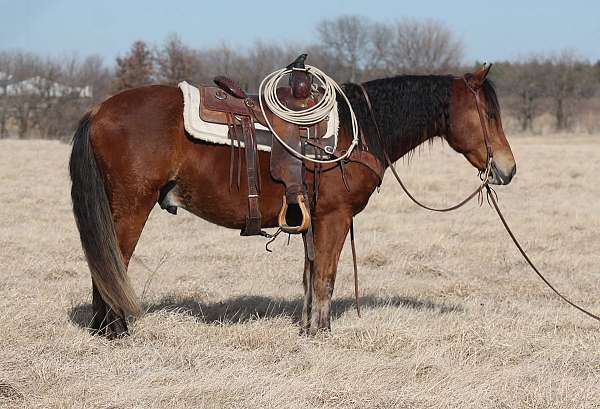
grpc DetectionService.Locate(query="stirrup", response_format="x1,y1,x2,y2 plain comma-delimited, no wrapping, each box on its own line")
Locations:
277,194,311,234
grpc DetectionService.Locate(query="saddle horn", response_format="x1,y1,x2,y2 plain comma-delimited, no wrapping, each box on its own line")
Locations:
286,53,308,71
287,54,312,99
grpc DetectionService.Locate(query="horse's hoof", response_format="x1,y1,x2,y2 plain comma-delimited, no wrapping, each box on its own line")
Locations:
306,326,330,337
91,314,129,339
299,325,310,336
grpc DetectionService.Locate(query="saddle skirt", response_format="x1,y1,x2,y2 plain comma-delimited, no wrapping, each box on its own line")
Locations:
178,81,339,154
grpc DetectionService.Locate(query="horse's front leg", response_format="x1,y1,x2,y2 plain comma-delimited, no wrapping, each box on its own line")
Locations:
307,212,352,335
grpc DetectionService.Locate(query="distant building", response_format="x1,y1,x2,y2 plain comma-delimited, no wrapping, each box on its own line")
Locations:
0,72,92,98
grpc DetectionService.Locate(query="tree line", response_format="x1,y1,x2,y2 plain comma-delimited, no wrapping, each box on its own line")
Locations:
1,15,599,140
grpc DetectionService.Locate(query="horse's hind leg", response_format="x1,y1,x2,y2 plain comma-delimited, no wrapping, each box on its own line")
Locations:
91,190,156,338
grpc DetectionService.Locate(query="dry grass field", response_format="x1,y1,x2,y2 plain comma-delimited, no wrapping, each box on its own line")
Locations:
0,136,599,408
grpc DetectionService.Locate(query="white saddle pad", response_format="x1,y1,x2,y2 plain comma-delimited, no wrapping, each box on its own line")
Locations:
178,81,339,152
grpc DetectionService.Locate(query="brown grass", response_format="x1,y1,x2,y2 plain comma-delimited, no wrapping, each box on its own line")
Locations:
0,136,599,408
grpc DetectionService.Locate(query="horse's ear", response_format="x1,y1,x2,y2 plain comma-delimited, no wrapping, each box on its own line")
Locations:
465,63,493,90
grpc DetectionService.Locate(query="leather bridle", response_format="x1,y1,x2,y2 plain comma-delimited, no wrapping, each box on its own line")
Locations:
356,77,600,323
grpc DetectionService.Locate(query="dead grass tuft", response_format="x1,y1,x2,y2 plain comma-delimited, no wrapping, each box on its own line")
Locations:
363,252,389,267
0,381,23,401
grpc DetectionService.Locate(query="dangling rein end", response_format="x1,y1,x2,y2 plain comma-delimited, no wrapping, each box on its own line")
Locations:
484,185,600,323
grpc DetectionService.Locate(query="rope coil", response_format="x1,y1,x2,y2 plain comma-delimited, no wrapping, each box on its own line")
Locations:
258,65,359,164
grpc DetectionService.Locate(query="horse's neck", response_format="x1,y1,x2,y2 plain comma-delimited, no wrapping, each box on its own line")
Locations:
357,76,451,165
386,131,435,163
338,113,439,165
338,86,447,165
379,107,447,164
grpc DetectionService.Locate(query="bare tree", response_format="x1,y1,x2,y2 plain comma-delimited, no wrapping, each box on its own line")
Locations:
3,15,600,140
317,15,372,82
32,58,65,138
6,52,47,138
199,44,247,86
541,50,594,131
315,16,463,81
496,57,546,131
0,51,105,139
113,40,155,91
0,51,17,138
156,34,203,84
77,54,112,103
38,55,100,139
244,41,292,92
364,22,395,79
385,18,463,74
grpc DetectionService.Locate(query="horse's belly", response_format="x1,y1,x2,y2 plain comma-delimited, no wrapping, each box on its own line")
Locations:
163,173,283,230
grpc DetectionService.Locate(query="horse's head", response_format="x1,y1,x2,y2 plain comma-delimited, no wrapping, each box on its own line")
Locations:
446,65,516,185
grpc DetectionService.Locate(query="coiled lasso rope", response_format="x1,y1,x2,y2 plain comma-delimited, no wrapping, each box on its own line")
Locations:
258,65,359,164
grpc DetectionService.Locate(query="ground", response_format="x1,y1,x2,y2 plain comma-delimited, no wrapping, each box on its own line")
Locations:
0,136,598,408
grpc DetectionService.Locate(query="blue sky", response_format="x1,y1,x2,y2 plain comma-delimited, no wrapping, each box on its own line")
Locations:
1,0,599,64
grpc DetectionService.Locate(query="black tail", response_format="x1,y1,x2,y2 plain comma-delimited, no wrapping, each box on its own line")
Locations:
69,113,140,318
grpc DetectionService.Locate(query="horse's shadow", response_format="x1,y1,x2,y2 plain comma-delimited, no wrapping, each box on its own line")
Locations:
68,294,462,329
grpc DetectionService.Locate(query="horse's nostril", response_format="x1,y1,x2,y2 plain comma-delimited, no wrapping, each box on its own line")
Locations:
511,165,517,177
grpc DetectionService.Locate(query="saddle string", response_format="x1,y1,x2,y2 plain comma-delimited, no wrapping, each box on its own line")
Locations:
259,65,360,164
357,82,600,322
227,113,241,191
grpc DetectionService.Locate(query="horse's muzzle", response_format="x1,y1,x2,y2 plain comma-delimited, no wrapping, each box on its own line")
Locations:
489,161,516,185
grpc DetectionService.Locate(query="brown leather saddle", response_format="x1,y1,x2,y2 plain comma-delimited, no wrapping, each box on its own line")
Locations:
198,54,330,237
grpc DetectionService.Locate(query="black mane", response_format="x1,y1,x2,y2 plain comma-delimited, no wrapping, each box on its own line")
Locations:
340,75,500,162
482,78,501,120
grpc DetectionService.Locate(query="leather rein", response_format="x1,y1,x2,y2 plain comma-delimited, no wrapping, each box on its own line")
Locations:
356,78,600,323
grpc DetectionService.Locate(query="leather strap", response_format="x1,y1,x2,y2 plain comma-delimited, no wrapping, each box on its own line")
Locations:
486,185,600,322
350,220,360,317
239,115,263,236
304,138,385,183
227,113,239,191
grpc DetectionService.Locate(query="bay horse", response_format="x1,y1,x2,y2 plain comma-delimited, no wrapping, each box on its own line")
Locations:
69,64,516,338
